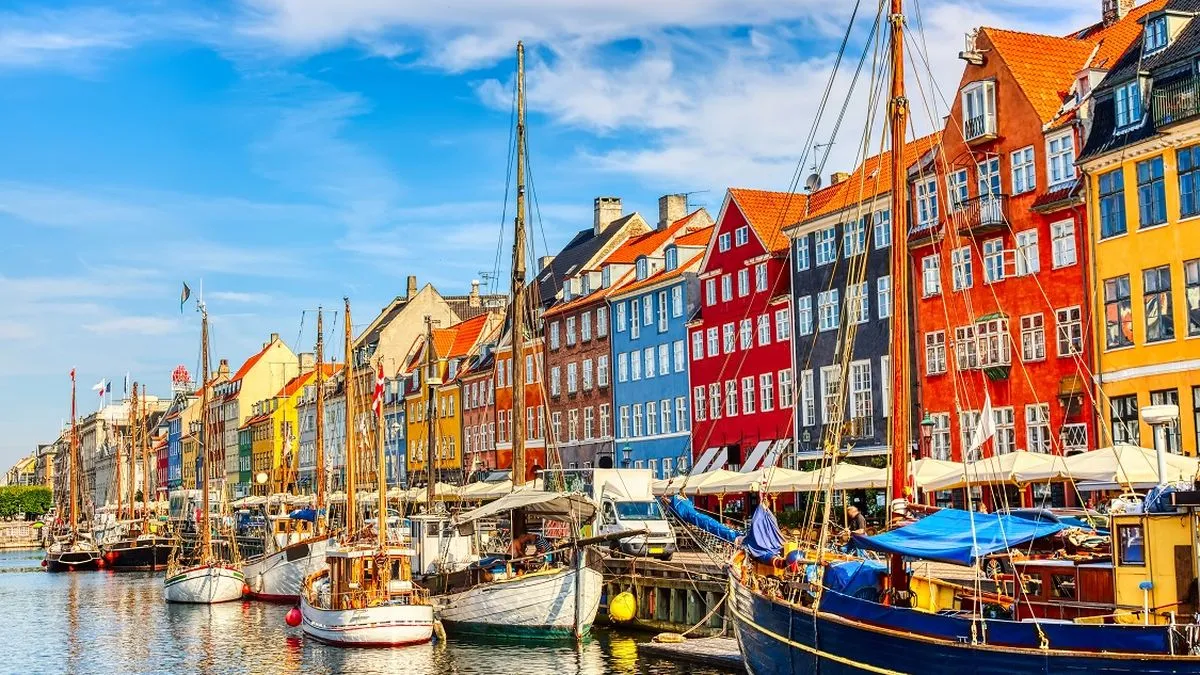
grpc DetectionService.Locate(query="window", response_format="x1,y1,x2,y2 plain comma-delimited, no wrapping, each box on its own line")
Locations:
675,397,687,432
880,355,891,417
632,405,642,437
922,255,941,296
877,276,892,319
597,307,608,337
673,340,685,372
795,236,810,270
1104,275,1134,349
721,274,732,302
1062,423,1087,454
818,290,840,331
800,370,815,426
775,308,792,341
567,362,578,393
718,232,731,252
671,286,683,318
977,318,1010,367
646,401,657,436
1114,80,1143,128
983,238,1004,283
1187,260,1200,336
568,409,579,442
601,404,611,438
566,316,577,346
630,300,640,339
925,331,947,375
1151,389,1180,454
549,321,561,349
616,302,627,332
1110,394,1140,445
951,247,973,290
706,327,719,357
693,387,705,422
737,268,750,297
1098,169,1127,239
692,331,704,361
739,318,752,350
662,457,672,479
582,358,594,390
725,380,738,418
797,296,813,335
844,218,866,258
847,282,869,324
1144,265,1175,342
1137,156,1166,228
1117,524,1145,566
947,168,969,210
848,361,873,436
1056,306,1083,356
755,262,768,292
658,343,670,376
978,156,1001,198
1050,220,1076,268
657,290,668,331
778,369,793,409
616,354,628,383
820,366,842,424
929,413,951,460
994,406,1015,454
1047,132,1075,187
660,399,672,434
1021,314,1045,361
741,377,756,415
1015,229,1039,276
962,80,996,139
735,225,749,247
916,177,939,229
581,311,592,341
643,296,653,326
551,366,563,395
1011,146,1035,194
644,347,655,379
1026,404,1051,453
1181,146,1200,218
757,315,771,345
664,247,678,271
1144,15,1167,52
584,407,594,439
704,279,716,306
597,355,609,387
955,325,978,370
815,227,837,265
722,323,735,354
873,209,891,249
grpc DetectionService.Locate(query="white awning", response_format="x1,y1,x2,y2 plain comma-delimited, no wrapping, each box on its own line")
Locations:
740,440,774,473
452,490,597,526
690,447,720,475
708,448,730,472
761,438,791,471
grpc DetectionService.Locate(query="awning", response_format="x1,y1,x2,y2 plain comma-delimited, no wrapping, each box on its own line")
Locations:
923,451,1068,491
709,448,730,472
851,508,1066,566
453,490,596,526
1065,444,1200,486
652,469,741,496
761,439,791,471
740,440,774,473
690,447,720,475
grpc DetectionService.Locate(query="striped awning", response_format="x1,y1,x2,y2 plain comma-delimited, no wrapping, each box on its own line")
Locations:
761,438,791,470
740,440,774,473
690,447,720,476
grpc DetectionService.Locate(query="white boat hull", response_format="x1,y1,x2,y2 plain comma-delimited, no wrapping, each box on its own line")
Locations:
300,596,434,647
163,564,245,604
242,537,332,602
436,564,603,639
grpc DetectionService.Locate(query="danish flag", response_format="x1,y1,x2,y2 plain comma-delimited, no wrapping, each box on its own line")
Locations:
372,363,385,415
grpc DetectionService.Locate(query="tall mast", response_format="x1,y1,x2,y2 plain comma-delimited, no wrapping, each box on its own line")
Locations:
511,40,528,488
129,384,138,522
199,301,213,561
425,316,437,506
69,370,79,539
376,362,387,551
344,298,357,536
117,388,127,521
141,383,151,532
315,307,326,534
886,0,912,598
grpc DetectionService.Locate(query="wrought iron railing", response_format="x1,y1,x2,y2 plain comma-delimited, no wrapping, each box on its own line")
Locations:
964,114,995,141
954,194,1008,234
1153,77,1200,128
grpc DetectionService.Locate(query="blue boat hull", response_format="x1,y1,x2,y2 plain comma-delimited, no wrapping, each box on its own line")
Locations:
729,574,1200,674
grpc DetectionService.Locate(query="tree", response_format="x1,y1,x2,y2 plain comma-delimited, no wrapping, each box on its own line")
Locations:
0,486,53,520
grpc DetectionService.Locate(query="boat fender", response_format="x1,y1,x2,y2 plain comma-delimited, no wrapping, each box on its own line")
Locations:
285,607,302,627
433,619,447,644
609,591,636,622
653,633,684,644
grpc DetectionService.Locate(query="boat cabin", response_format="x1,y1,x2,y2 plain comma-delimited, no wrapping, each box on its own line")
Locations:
408,513,477,576
1006,559,1115,621
1110,509,1197,624
322,545,423,611
268,515,314,549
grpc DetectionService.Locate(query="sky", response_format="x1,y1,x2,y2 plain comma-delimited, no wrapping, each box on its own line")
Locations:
0,0,1098,468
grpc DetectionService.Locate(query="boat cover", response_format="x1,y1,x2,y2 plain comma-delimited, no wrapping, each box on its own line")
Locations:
824,559,886,599
850,509,1066,566
287,508,316,522
744,504,784,563
452,490,597,526
666,496,742,544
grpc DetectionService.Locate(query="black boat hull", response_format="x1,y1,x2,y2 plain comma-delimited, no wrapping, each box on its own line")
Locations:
103,537,173,571
44,550,101,573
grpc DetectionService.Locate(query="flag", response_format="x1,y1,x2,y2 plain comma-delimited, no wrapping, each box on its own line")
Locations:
180,282,191,313
69,368,75,381
92,379,107,396
967,393,996,458
372,363,385,416
123,373,129,396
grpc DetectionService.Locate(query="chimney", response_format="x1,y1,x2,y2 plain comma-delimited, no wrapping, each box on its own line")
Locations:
298,352,315,373
538,255,555,273
217,359,230,378
593,196,623,235
1102,0,1135,26
830,172,851,185
657,194,687,230
406,275,418,298
270,332,279,343
469,280,481,308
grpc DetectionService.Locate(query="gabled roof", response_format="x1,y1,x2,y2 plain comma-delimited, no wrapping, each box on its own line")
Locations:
675,224,715,247
533,214,645,308
725,189,809,254
231,338,279,383
800,132,941,223
276,363,341,399
605,210,709,264
609,251,705,299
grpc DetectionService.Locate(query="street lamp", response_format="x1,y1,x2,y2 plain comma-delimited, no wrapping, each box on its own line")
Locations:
621,445,632,468
919,413,936,459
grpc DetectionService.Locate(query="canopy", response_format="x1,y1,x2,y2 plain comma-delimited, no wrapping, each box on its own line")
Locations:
695,466,810,494
453,490,596,527
923,451,1068,491
851,508,1067,566
652,469,740,496
910,458,964,491
1065,444,1200,486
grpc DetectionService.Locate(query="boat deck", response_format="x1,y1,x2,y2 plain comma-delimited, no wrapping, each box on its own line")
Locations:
637,636,744,672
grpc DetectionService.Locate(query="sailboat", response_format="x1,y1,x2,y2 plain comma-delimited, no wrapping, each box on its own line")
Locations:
104,383,171,571
298,297,434,647
241,307,334,601
163,296,245,603
430,42,604,641
44,369,102,573
726,0,1200,671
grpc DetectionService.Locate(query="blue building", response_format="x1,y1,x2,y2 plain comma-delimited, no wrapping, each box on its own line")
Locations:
608,221,712,480
384,375,407,487
167,410,183,489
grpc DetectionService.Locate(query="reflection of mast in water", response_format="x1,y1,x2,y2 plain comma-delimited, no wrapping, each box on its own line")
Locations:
65,574,80,674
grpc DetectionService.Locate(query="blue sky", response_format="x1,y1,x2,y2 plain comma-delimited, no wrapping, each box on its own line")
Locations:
0,0,1092,467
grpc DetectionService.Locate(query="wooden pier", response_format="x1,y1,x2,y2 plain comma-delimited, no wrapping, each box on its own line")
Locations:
599,551,731,636
638,636,744,672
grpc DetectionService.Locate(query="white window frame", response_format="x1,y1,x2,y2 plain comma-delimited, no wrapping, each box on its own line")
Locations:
1046,130,1076,188
1011,145,1036,194
1050,219,1077,269
1020,313,1045,362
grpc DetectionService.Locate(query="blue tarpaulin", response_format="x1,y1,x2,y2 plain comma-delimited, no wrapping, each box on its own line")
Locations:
824,559,886,600
850,508,1066,566
288,508,316,522
666,496,742,544
744,505,784,563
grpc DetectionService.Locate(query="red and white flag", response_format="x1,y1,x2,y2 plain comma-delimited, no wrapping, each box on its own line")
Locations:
372,363,385,415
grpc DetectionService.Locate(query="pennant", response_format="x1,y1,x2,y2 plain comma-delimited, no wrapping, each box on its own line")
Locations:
967,393,996,459
180,282,191,313
69,368,75,381
372,363,385,416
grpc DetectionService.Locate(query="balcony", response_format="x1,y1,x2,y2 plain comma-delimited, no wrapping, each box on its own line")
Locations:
954,194,1009,236
963,113,997,145
1153,77,1200,128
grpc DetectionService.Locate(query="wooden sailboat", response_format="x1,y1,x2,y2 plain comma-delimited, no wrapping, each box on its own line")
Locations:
432,41,604,641
242,307,334,601
44,369,102,572
164,297,245,603
104,383,171,571
298,297,433,647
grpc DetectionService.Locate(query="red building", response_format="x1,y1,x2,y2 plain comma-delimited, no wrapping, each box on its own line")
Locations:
687,189,806,477
908,8,1153,505
492,333,547,481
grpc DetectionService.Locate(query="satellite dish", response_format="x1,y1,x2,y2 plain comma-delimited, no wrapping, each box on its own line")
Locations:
804,172,822,193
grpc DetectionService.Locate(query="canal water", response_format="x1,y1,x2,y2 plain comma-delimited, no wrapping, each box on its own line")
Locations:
0,549,727,674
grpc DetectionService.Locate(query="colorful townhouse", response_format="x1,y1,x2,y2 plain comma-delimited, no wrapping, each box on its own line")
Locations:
1080,0,1200,456
383,375,407,486
460,350,496,479
491,331,547,479
687,189,806,476
238,423,253,491
786,135,938,464
907,6,1152,493
608,207,713,479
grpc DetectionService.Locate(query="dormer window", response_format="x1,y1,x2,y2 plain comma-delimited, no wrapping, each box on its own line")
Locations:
581,274,591,295
635,257,649,281
664,246,678,271
1114,80,1143,129
601,266,611,288
1144,16,1168,54
962,80,996,143
563,278,573,301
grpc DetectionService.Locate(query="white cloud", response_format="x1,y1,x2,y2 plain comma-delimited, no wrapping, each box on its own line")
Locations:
209,291,272,304
83,316,181,336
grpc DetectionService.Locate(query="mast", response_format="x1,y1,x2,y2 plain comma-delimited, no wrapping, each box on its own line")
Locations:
141,383,151,533
315,307,326,534
128,384,138,522
343,298,357,537
886,0,912,598
198,300,213,561
69,370,79,540
117,388,127,521
511,40,528,488
376,362,387,551
425,316,437,506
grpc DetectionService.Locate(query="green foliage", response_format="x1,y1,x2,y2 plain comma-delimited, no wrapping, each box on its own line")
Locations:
0,486,53,519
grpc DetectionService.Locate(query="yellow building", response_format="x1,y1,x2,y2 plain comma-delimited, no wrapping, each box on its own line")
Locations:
1080,21,1200,456
182,434,198,491
249,408,274,497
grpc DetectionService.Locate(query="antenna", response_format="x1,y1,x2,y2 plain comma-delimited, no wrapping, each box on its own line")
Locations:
805,173,822,193
806,141,833,192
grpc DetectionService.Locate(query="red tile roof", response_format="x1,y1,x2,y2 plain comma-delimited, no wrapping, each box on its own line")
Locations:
446,313,492,358
674,224,714,247
231,338,278,382
611,251,705,297
802,133,941,222
726,189,809,254
605,210,708,264
275,363,342,399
